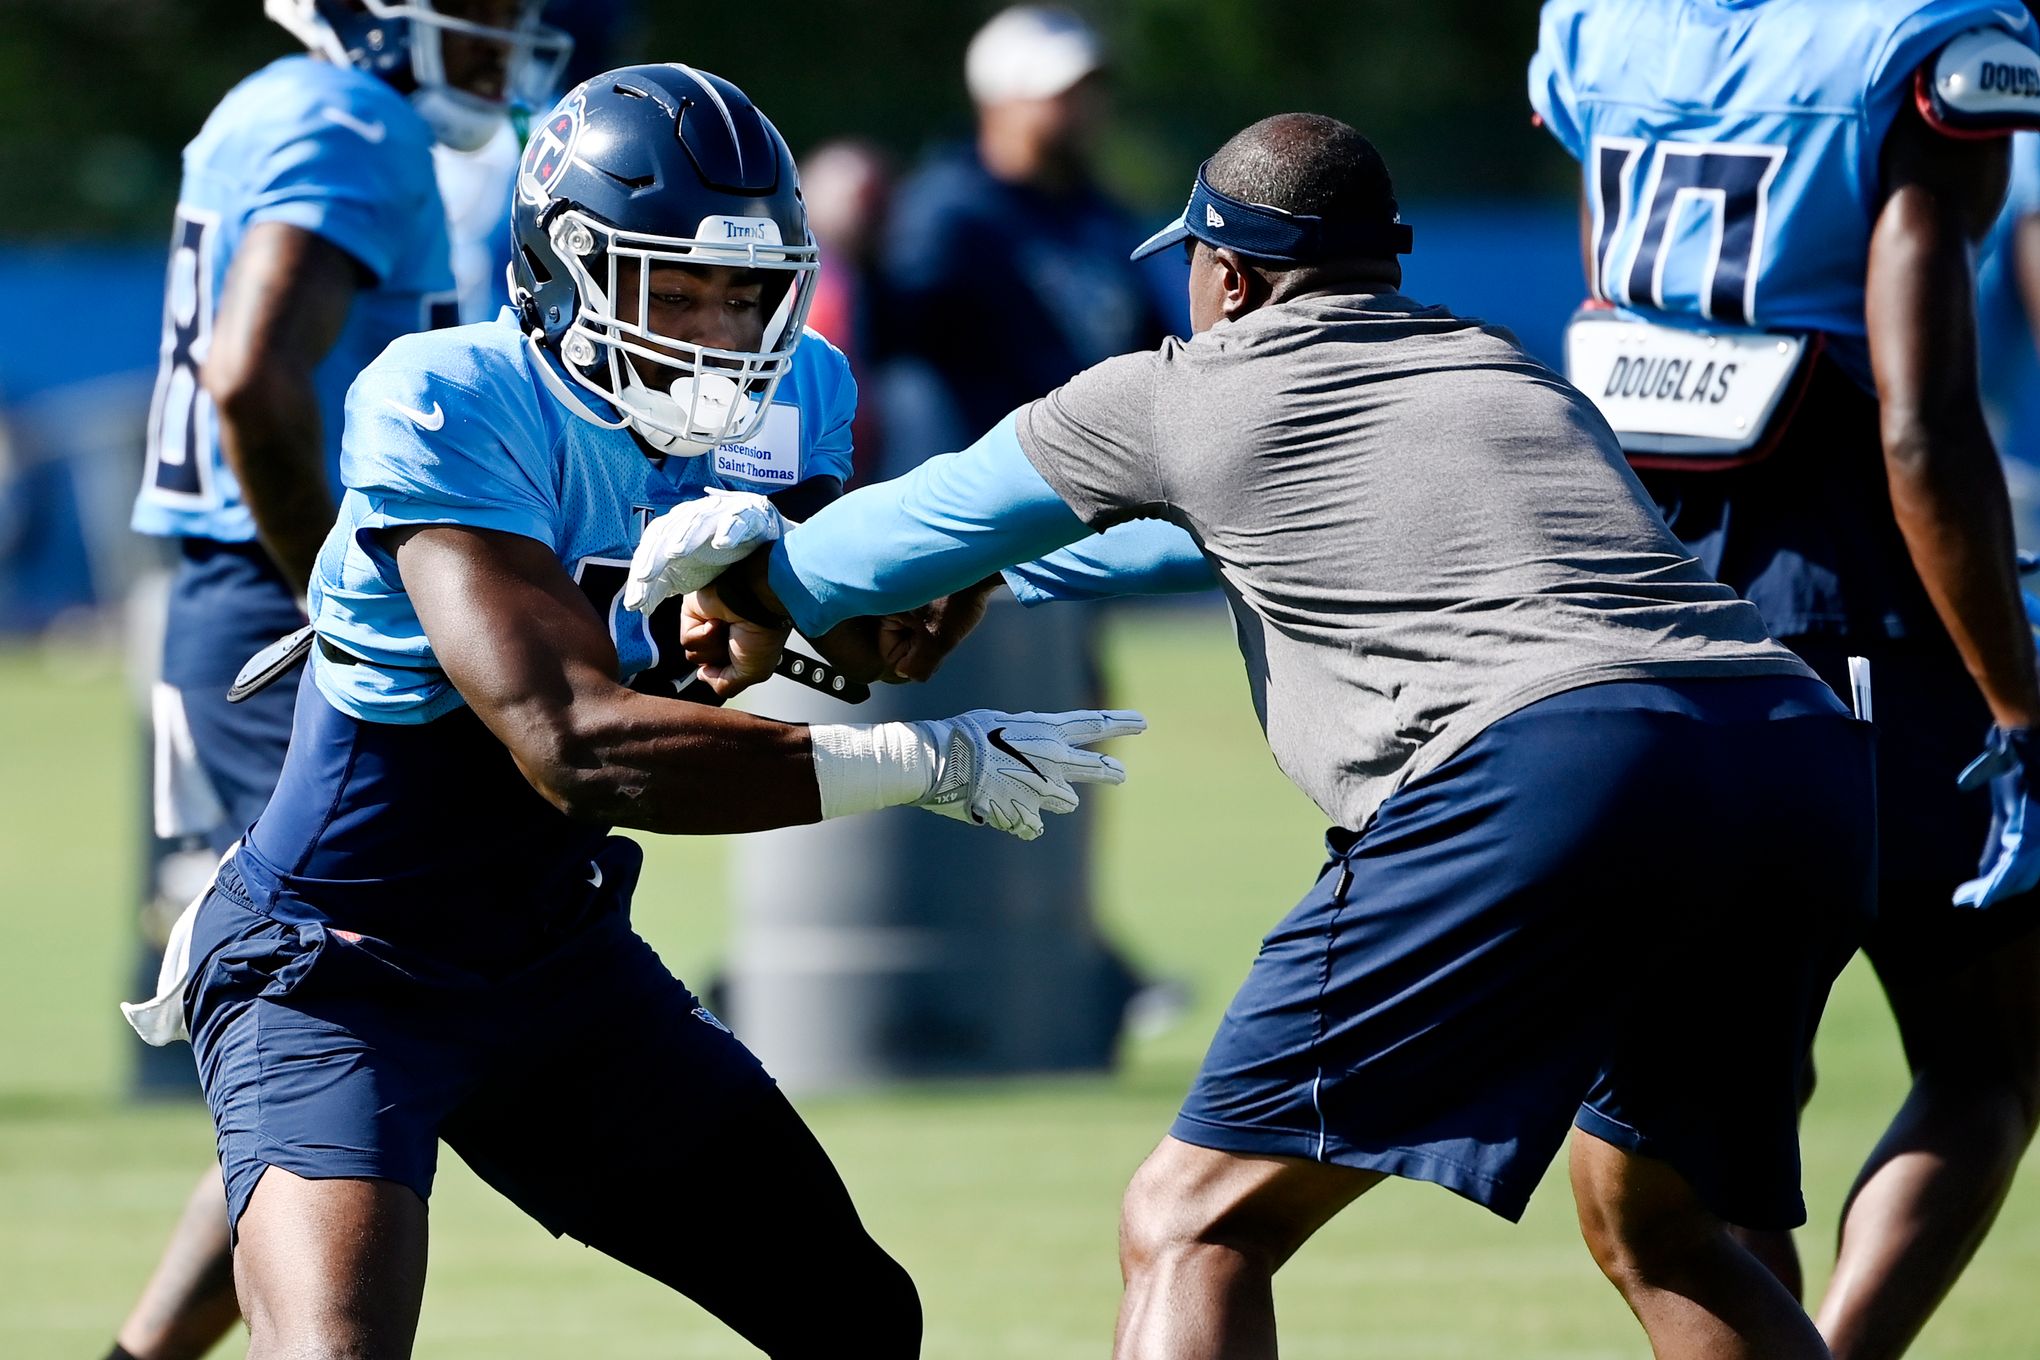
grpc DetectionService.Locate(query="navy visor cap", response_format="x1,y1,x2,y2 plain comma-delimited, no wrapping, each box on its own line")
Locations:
1131,160,1414,264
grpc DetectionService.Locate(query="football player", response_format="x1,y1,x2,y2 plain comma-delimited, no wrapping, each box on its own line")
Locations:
127,66,1138,1359
111,4,568,1359
1531,3,2040,1355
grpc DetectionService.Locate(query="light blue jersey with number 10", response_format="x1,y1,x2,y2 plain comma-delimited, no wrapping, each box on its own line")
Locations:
132,55,455,545
1531,0,2040,387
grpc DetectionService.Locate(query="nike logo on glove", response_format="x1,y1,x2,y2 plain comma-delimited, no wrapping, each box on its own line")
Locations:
384,399,445,431
986,726,1045,779
321,107,388,143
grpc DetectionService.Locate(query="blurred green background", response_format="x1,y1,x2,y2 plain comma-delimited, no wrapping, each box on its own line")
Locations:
5,608,2040,1357
1,0,1568,240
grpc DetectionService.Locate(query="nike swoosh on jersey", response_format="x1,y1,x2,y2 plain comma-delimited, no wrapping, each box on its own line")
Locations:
1997,7,2032,32
321,106,389,143
986,726,1046,780
384,398,445,431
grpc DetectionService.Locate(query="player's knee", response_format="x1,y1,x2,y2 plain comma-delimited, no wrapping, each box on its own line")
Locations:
1117,1153,1274,1282
1909,1052,2040,1151
1575,1173,1717,1291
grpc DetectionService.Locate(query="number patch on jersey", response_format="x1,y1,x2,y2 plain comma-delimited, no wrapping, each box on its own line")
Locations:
421,290,460,332
142,205,222,505
1590,137,1785,326
572,555,697,695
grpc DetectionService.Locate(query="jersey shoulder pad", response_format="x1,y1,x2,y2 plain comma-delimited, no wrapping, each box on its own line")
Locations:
795,324,851,374
341,321,554,505
1918,26,2040,135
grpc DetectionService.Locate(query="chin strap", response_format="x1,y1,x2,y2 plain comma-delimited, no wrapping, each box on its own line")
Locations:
525,332,631,430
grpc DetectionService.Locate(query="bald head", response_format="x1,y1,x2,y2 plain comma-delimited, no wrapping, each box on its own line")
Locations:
1204,114,1402,246
1180,114,1404,331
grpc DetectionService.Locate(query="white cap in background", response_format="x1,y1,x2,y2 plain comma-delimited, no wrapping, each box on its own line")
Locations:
965,6,1104,104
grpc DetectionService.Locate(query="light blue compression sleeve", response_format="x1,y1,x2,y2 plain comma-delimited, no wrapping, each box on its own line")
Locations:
1002,519,1215,606
769,414,1215,635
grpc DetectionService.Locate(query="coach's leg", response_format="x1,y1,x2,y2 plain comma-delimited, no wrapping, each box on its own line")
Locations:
111,1163,240,1360
1816,929,2040,1360
1114,1135,1380,1360
232,1168,428,1360
1571,1130,1828,1360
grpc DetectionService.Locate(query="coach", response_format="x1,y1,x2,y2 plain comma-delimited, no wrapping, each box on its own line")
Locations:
662,114,1876,1360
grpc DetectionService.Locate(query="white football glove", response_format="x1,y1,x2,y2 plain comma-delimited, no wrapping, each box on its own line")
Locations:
624,487,786,615
914,709,1146,840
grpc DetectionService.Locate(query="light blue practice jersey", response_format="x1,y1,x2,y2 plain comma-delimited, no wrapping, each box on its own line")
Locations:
1530,0,2040,384
133,55,456,543
312,313,858,722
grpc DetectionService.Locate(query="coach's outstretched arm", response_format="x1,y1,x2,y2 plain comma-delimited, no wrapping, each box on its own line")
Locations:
392,521,1138,841
671,414,1210,691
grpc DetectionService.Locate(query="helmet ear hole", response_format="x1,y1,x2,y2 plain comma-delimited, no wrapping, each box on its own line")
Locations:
517,242,553,288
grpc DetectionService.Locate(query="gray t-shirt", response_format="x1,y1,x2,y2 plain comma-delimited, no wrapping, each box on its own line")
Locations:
1015,291,1814,832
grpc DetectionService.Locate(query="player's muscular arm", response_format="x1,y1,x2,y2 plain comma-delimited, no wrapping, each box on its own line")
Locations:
1869,105,2040,728
202,221,357,595
391,523,824,833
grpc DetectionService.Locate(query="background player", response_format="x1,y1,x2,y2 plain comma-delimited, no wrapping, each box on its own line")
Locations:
110,4,569,1359
1531,3,2040,1355
661,113,1876,1360
133,66,1137,1359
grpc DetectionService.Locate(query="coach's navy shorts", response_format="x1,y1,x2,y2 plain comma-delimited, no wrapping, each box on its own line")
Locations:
185,837,775,1239
1173,674,1874,1230
164,540,306,850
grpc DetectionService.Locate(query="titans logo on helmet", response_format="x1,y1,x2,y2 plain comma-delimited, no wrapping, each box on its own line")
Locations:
519,93,585,206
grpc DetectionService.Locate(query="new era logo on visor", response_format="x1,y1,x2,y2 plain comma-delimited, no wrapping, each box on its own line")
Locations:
1205,204,1226,228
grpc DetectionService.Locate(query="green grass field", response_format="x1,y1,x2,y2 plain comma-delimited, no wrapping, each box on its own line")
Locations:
4,607,2039,1358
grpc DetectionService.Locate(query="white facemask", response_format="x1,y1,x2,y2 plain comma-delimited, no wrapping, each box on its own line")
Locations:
411,85,505,152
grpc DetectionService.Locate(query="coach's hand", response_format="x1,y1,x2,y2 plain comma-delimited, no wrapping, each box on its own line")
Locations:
880,576,1005,682
911,708,1145,840
1955,726,2040,909
625,487,785,616
682,582,787,697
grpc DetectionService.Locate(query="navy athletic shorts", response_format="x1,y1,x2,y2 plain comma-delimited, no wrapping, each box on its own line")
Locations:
1172,674,1874,1230
184,837,776,1239
163,540,305,850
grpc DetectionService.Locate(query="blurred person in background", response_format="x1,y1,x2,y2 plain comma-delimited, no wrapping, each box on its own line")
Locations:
877,4,1172,470
431,0,639,326
799,138,895,481
1976,131,2040,548
752,6,1167,1083
107,3,568,1359
1532,3,2040,1355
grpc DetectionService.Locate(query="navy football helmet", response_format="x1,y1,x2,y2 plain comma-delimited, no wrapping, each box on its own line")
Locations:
510,65,819,456
267,0,572,150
